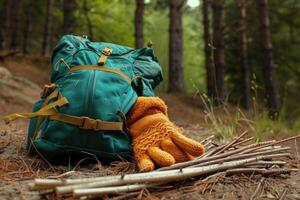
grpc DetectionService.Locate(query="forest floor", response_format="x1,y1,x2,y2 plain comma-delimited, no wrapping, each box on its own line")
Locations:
0,56,300,200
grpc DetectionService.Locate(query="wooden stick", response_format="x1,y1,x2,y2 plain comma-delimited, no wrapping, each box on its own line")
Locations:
233,137,254,147
214,131,248,155
245,160,286,166
225,168,299,175
250,177,265,200
241,135,300,154
110,191,142,200
279,188,288,200
273,135,300,145
30,179,64,190
204,141,213,148
55,157,267,195
191,152,290,168
73,184,148,198
201,144,226,158
200,135,215,144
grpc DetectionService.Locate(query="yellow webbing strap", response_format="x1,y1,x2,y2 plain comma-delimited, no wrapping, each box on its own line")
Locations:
3,97,69,123
40,83,57,98
49,113,123,131
98,47,112,66
28,88,62,152
70,65,132,84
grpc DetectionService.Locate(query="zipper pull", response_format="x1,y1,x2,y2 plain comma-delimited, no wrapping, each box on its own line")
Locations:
98,47,113,66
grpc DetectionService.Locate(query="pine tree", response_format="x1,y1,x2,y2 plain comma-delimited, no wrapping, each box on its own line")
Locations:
168,0,185,93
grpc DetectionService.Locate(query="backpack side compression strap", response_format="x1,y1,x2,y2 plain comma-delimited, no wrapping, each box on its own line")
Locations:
3,85,124,131
49,113,123,131
3,97,69,123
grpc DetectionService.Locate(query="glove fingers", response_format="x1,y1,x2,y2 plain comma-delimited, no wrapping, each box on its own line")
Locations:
161,139,189,162
135,154,155,172
186,153,195,160
147,146,176,167
171,132,205,157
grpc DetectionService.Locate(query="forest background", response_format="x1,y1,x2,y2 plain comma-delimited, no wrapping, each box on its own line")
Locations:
0,0,300,138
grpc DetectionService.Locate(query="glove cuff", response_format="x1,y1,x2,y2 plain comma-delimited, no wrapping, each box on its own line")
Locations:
126,97,168,126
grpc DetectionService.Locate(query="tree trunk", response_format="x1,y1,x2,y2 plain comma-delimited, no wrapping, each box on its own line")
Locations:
168,0,184,93
0,0,8,50
255,0,280,117
202,0,216,98
237,0,251,110
134,0,144,48
9,0,21,50
62,0,76,34
212,0,226,103
83,0,94,40
42,0,53,55
23,0,34,54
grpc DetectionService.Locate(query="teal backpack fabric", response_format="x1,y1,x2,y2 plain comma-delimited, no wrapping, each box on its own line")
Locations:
25,35,163,163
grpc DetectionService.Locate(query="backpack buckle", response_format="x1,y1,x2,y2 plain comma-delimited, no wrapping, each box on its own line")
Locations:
41,84,57,98
80,117,102,131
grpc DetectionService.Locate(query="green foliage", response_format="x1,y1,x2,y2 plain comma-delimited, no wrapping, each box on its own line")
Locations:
144,7,169,92
74,1,205,93
224,0,300,119
75,0,135,46
2,0,300,133
183,8,205,93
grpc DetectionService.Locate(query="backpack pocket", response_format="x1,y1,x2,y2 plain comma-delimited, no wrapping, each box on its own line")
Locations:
133,55,163,96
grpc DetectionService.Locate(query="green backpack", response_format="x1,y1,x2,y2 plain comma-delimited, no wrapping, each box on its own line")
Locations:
4,35,163,163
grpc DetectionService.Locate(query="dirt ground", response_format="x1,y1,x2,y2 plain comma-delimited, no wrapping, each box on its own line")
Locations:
0,57,300,200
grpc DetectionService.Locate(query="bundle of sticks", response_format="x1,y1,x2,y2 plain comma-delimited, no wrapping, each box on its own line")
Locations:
30,132,300,199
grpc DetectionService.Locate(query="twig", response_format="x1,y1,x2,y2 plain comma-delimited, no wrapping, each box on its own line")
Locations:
250,177,265,200
225,168,299,176
242,135,300,154
214,131,248,155
189,149,290,168
295,139,299,162
200,135,215,144
110,191,141,200
159,140,275,170
245,160,286,167
47,171,76,179
233,137,254,147
279,188,288,200
73,184,148,198
201,144,226,158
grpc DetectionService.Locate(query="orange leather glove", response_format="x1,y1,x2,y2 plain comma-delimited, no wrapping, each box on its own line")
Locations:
126,97,205,171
